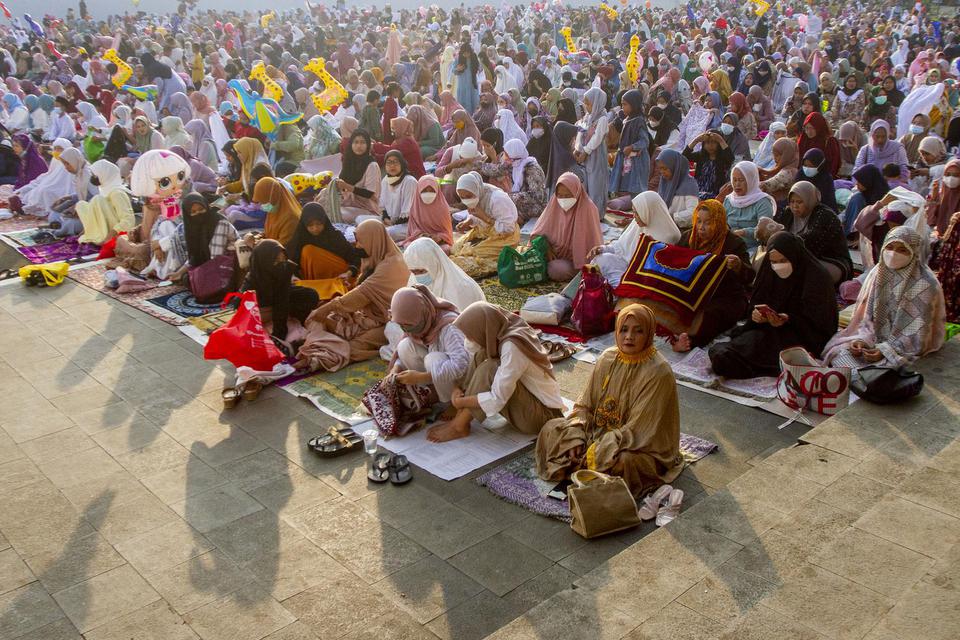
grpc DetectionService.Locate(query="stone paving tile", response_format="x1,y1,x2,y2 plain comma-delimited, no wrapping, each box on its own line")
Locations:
183,583,295,640
22,532,126,594
247,468,339,517
283,495,380,546
868,578,960,640
556,535,629,576
82,600,199,640
758,443,859,486
242,538,346,601
716,605,828,640
261,621,322,640
0,582,66,640
340,610,441,640
0,479,76,529
7,618,82,640
620,517,744,582
282,577,395,639
17,427,97,463
816,471,891,514
373,554,485,623
398,500,499,560
89,415,165,456
0,548,35,596
855,428,956,487
894,467,960,517
501,512,587,562
425,589,523,640
673,489,787,547
500,564,578,613
0,430,23,466
448,533,554,597
676,562,778,622
320,523,430,584
57,471,153,516
623,601,725,640
140,458,229,506
484,586,641,640
87,493,180,545
0,510,96,559
0,458,45,494
203,509,308,566
170,483,264,534
721,529,816,585
113,437,194,479
216,449,294,492
146,549,257,615
771,499,858,550
113,519,214,577
855,494,960,559
52,564,160,634
36,447,124,489
725,465,824,515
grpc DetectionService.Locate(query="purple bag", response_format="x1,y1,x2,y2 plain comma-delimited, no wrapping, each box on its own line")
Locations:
188,253,235,303
571,265,615,337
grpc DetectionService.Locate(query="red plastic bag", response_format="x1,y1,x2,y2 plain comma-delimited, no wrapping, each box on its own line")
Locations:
97,232,126,260
571,265,615,337
203,291,284,371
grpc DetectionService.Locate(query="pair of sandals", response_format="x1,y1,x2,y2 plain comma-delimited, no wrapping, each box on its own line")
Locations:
368,453,412,485
308,425,363,457
544,341,577,363
638,484,684,527
221,381,262,409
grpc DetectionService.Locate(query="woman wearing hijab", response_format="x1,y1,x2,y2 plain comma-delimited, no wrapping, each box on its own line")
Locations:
141,52,187,114
302,115,341,160
609,89,650,201
709,231,839,379
472,92,498,133
722,161,777,249
786,92,820,139
10,138,72,217
434,109,481,161
836,120,866,178
165,92,193,124
853,120,909,181
453,42,480,115
531,172,603,282
403,237,485,313
404,176,454,252
244,240,320,342
482,138,548,225
843,165,890,237
926,159,960,237
174,192,238,280
450,171,520,278
11,134,46,189
536,302,682,496
683,129,734,203
526,116,552,175
759,137,800,204
727,91,757,141
709,68,733,105
898,113,932,166
824,226,945,368
160,116,192,150
719,112,752,162
285,203,361,282
378,150,418,243
296,220,411,371
76,159,135,244
182,119,219,171
406,104,444,160
252,176,301,246
494,108,528,145
575,87,610,215
654,148,700,230
772,181,852,284
427,301,564,443
555,98,578,126
222,137,268,200
933,209,960,323
359,91,383,143
831,74,867,130
747,85,775,133
2,93,28,133
588,191,681,288
544,121,583,189
372,117,426,179
335,129,382,224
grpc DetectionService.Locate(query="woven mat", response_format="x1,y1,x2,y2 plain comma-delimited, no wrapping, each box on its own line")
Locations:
477,276,563,313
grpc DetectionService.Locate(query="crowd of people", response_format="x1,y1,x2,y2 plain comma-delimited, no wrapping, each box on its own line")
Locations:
0,0,956,498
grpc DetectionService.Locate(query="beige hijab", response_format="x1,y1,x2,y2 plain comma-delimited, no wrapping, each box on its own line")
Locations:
453,301,553,376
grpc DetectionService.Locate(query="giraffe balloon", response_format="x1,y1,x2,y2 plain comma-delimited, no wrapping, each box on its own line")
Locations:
103,49,132,89
625,34,641,86
599,3,618,20
560,27,577,55
303,57,349,113
249,61,283,103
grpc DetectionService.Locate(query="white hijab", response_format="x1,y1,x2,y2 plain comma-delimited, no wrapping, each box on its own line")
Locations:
16,139,78,213
610,191,681,259
728,161,777,210
495,108,528,144
403,237,485,311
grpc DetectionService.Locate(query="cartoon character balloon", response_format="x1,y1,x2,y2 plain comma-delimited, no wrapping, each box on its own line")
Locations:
698,50,716,73
227,79,301,138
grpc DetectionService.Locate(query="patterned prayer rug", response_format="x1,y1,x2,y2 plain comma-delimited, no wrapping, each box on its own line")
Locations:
280,359,389,423
146,290,223,318
68,263,189,325
17,237,99,264
187,308,236,333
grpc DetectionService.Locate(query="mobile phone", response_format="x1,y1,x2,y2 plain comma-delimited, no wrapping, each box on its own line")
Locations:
754,304,776,317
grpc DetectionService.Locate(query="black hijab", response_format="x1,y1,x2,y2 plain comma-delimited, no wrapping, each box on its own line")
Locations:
556,98,577,125
180,192,225,267
285,203,362,276
526,115,552,173
794,148,838,212
140,52,173,80
340,129,375,185
548,121,579,186
480,127,504,156
851,164,889,207
244,239,294,338
618,89,648,149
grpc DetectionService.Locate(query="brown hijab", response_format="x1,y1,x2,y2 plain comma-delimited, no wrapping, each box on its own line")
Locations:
252,176,301,246
453,302,553,376
615,303,657,362
389,284,458,345
347,219,411,322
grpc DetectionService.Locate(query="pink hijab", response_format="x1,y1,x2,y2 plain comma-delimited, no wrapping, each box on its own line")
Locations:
406,175,453,248
531,172,603,269
389,284,459,346
439,91,463,127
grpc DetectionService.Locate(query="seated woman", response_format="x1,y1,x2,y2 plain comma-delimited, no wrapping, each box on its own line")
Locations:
46,148,94,237
372,117,426,179
926,159,960,237
0,140,19,187
708,232,839,379
683,130,734,202
853,120,908,182
388,285,471,413
772,181,852,284
758,138,800,205
531,172,603,282
588,191,681,288
403,237,485,311
296,220,410,370
404,175,454,252
434,137,483,206
244,239,320,343
379,150,419,243
823,226,945,369
536,303,683,497
655,148,700,230
303,115,342,160
167,146,218,195
76,160,136,244
796,148,838,213
285,203,361,284
798,112,841,179
672,200,753,352
719,113,752,162
10,138,73,217
334,130,382,225
933,211,960,323
721,161,776,249
427,301,564,443
843,165,889,238
220,137,268,200
753,121,786,170
483,138,548,225
251,176,302,246
747,85,775,133
450,172,520,278
907,136,948,198
406,104,445,159
171,192,239,285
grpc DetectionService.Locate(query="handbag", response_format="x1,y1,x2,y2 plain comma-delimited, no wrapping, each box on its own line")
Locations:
497,235,549,288
571,265,616,337
567,469,641,539
189,253,236,303
850,366,924,404
520,293,572,326
776,347,851,415
18,262,69,287
204,291,285,371
361,374,433,437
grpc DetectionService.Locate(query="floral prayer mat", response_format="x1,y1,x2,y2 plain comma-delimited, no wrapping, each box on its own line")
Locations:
280,359,388,423
146,290,223,318
68,263,189,325
17,237,99,264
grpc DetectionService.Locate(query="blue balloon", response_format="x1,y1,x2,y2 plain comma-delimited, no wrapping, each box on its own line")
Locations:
23,14,43,38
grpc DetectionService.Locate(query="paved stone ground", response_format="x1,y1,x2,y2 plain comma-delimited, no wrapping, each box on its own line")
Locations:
0,272,815,640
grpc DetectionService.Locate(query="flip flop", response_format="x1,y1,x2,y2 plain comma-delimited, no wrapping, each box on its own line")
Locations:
368,453,391,483
388,454,413,485
545,342,577,363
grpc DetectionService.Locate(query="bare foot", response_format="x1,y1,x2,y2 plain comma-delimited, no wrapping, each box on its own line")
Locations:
427,420,471,442
671,333,692,353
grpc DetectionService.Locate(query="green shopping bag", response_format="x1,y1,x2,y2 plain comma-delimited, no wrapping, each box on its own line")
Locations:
497,236,549,288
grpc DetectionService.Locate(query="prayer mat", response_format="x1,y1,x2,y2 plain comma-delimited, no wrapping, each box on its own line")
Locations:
614,234,725,325
477,434,719,522
279,359,389,423
657,343,779,401
478,276,563,312
187,308,236,334
0,216,46,235
146,290,223,318
17,237,99,264
68,263,189,325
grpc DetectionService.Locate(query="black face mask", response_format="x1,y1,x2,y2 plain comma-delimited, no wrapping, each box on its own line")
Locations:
355,247,369,258
90,175,100,187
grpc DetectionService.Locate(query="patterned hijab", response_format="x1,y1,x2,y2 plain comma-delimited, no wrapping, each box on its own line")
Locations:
688,200,728,257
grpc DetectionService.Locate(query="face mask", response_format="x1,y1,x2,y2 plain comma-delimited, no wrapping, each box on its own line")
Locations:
943,176,960,189
883,249,911,270
657,102,668,109
874,95,887,105
802,166,818,177
455,121,465,130
771,262,793,279
413,272,433,285
719,123,734,135
464,338,482,353
387,175,402,185
648,119,660,128
753,103,762,112
909,124,924,135
420,191,437,204
460,196,479,209
90,175,100,187
557,197,577,211
52,108,61,115
261,203,275,213
530,128,544,139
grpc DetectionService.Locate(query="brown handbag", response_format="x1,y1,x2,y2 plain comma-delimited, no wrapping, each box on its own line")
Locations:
567,469,642,539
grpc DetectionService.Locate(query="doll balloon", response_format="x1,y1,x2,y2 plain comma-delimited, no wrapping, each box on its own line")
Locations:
698,51,716,73
0,2,11,19
129,149,192,220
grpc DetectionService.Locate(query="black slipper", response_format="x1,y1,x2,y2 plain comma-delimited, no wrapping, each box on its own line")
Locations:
368,453,391,483
388,454,413,485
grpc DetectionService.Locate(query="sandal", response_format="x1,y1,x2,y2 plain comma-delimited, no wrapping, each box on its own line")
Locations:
638,484,673,521
243,380,263,402
368,453,391,483
221,387,241,409
308,426,362,457
388,454,413,485
655,489,684,527
0,268,18,281
545,342,577,363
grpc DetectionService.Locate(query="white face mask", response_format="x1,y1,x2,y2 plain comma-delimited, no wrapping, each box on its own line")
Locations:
753,103,762,112
530,128,544,138
386,175,402,185
943,176,960,189
719,123,734,135
802,166,818,177
771,262,793,279
460,196,479,209
464,338,482,353
557,197,577,211
414,272,433,285
420,191,437,204
883,249,911,270
909,124,924,135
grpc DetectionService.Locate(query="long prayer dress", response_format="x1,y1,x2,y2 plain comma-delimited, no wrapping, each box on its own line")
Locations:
536,347,684,497
454,61,479,115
